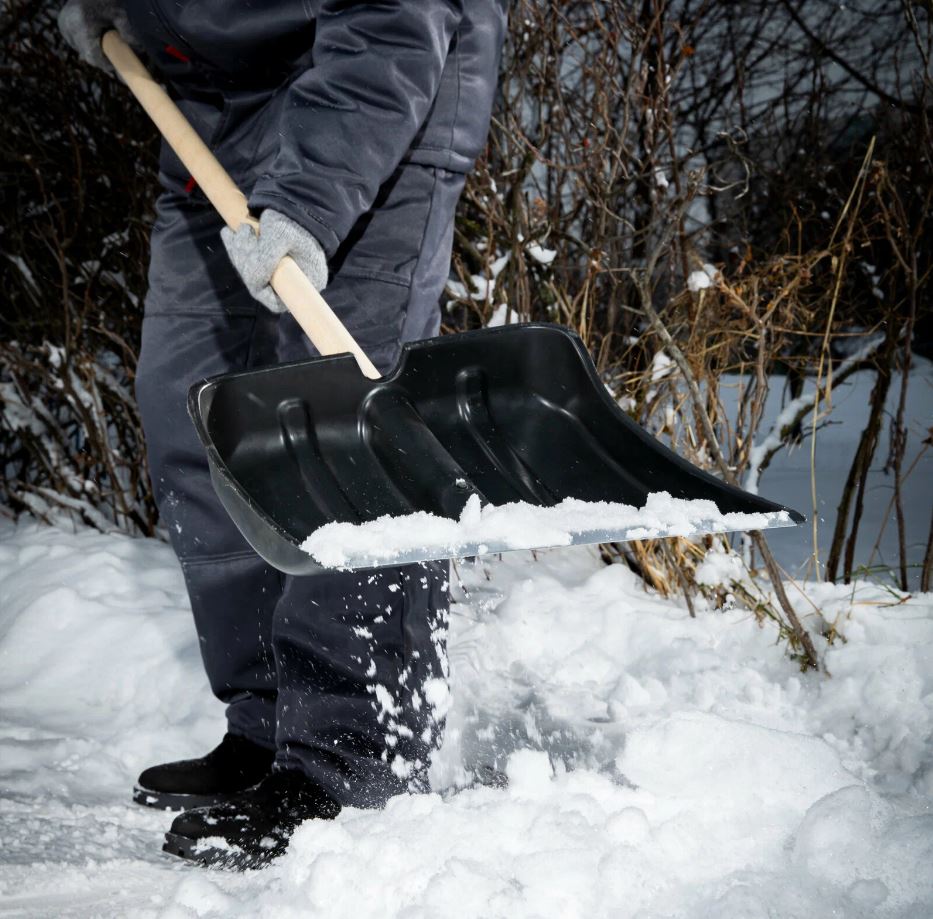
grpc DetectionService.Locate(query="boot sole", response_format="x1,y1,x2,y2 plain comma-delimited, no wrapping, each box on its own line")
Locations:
162,831,276,870
133,785,238,811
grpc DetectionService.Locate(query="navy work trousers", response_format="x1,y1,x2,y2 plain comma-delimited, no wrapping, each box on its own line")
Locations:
136,161,465,807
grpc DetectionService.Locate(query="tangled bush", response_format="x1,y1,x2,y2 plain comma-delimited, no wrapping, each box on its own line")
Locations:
1,1,158,532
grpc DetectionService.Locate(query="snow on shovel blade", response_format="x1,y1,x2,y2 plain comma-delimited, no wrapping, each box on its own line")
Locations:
189,323,804,575
300,493,799,571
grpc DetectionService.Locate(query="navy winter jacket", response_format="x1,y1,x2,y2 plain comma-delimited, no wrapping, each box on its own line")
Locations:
124,0,508,256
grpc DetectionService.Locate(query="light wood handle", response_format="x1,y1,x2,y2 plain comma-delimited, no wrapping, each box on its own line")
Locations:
101,31,380,380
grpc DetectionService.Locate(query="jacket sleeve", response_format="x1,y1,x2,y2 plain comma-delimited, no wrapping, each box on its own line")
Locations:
248,0,464,257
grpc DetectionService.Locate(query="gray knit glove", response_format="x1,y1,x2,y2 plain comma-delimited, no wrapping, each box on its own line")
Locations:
58,0,138,72
221,210,329,314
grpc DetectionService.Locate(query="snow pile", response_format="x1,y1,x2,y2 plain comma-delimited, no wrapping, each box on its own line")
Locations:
687,263,720,292
2,521,932,917
169,553,933,917
0,522,224,914
172,724,886,918
486,302,521,327
694,541,747,587
302,491,793,568
0,524,220,801
525,241,556,265
649,349,674,383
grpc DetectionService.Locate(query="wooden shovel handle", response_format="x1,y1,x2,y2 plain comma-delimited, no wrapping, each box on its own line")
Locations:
101,31,380,380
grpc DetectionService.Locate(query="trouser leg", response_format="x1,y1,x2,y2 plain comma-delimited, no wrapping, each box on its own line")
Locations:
272,564,450,806
271,165,465,805
138,160,466,802
135,191,281,747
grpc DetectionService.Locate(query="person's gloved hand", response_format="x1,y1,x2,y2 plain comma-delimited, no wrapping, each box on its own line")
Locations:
221,210,329,314
58,0,138,72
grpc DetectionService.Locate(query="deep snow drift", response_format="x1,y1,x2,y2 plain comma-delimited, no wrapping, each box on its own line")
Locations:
1,520,932,917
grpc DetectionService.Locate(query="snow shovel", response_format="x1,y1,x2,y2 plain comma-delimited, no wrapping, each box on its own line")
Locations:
104,33,803,575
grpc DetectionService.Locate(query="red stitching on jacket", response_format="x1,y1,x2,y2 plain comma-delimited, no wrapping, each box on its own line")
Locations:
184,176,197,194
164,45,190,63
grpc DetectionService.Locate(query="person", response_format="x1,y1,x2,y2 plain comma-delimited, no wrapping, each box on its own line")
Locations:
58,0,507,868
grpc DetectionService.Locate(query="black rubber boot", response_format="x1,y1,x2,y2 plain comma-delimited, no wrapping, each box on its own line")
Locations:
133,733,276,811
162,769,341,869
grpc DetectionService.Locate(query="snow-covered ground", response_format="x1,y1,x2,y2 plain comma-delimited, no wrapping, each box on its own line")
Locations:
2,520,932,917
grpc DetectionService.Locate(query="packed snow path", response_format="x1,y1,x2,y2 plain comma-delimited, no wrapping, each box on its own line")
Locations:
1,521,932,917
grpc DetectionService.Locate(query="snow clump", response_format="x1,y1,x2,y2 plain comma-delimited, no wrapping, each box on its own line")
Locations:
687,263,720,292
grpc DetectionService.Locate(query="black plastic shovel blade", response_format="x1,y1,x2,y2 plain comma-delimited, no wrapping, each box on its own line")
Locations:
188,323,803,574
